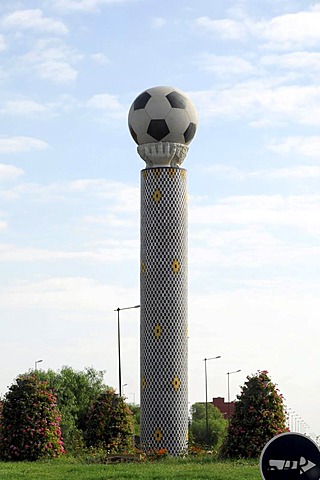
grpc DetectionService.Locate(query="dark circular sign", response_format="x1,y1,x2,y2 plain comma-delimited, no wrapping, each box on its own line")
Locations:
260,433,320,480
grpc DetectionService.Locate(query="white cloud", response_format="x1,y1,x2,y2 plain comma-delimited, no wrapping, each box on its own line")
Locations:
69,179,139,212
195,8,320,50
0,242,138,263
195,16,246,40
91,52,110,65
0,276,137,311
190,194,320,234
0,164,24,181
86,93,126,118
84,214,137,228
202,164,320,180
0,34,6,51
265,166,320,179
1,96,78,117
1,9,68,35
196,54,255,76
152,17,166,28
0,100,48,116
190,226,320,269
191,82,320,126
200,164,246,180
53,0,131,13
261,52,320,72
260,10,320,50
0,136,48,154
21,39,79,83
268,136,320,158
0,178,139,212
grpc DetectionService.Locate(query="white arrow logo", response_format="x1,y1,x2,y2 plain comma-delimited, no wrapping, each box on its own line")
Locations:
300,457,316,474
269,457,316,474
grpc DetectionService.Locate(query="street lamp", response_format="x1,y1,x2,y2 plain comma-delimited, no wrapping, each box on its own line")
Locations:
204,355,221,446
289,409,296,431
35,359,43,370
227,369,241,420
114,305,140,396
122,383,127,396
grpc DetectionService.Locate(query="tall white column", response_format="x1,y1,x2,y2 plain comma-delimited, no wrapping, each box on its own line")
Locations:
140,160,188,455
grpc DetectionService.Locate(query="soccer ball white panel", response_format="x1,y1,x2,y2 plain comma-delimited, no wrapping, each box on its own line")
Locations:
130,108,150,131
128,108,154,145
145,96,171,119
128,86,198,146
166,110,190,134
161,131,186,145
185,102,198,125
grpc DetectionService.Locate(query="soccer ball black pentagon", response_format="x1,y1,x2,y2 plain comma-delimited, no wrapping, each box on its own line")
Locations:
128,86,198,146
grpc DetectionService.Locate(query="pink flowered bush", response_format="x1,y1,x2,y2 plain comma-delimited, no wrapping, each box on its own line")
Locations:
222,370,288,458
0,374,64,461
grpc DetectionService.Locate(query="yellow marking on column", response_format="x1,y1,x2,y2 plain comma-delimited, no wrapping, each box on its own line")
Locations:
172,375,181,392
171,259,180,274
152,188,162,205
154,168,161,180
153,322,163,339
141,376,147,391
168,168,176,178
154,428,163,442
141,261,146,273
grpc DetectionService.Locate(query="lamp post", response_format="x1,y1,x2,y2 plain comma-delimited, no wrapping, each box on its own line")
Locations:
286,407,292,431
204,356,221,446
114,305,140,396
35,359,43,370
227,369,241,420
290,410,295,431
122,383,127,396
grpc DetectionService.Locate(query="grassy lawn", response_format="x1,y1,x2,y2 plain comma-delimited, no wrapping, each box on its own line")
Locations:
0,458,261,480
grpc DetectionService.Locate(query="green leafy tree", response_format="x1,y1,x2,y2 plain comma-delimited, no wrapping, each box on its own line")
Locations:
33,366,107,452
222,370,288,458
189,402,227,450
0,374,64,461
128,403,140,437
84,388,133,452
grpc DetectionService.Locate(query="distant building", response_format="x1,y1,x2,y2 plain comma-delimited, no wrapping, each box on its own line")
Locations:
212,397,235,419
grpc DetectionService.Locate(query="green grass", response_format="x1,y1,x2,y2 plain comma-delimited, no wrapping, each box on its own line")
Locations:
0,458,261,480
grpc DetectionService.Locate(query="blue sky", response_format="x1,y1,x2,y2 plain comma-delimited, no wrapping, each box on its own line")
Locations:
1,0,320,438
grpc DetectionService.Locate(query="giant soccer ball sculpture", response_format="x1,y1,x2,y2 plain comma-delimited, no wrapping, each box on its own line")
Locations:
128,86,198,456
128,86,197,146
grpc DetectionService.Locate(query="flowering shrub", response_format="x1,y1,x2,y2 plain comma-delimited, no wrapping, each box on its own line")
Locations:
0,374,64,461
188,444,206,456
142,447,169,461
84,389,133,453
222,371,288,458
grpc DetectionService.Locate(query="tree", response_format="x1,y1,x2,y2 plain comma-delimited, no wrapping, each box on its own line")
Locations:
128,403,140,437
222,370,288,458
33,366,107,451
189,402,227,450
0,374,64,461
84,388,133,452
